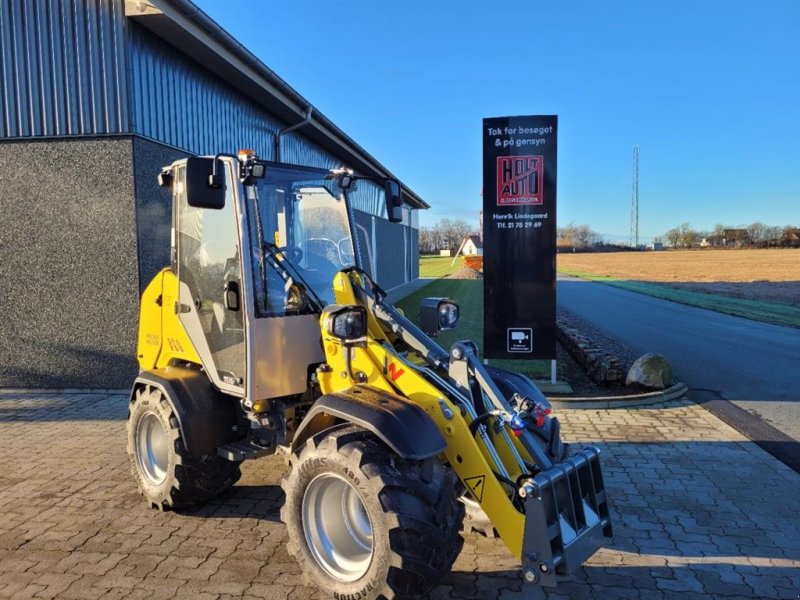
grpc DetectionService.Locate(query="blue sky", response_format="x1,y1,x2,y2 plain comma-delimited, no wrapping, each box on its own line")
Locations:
194,0,799,243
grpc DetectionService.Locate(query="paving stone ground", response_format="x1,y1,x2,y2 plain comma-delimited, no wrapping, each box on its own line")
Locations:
1,390,799,600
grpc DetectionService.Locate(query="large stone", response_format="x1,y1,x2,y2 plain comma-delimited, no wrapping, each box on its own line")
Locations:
626,353,673,389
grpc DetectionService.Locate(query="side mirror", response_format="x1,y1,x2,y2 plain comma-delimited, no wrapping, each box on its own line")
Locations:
157,168,173,188
224,281,240,312
185,156,225,209
420,297,459,336
385,180,403,223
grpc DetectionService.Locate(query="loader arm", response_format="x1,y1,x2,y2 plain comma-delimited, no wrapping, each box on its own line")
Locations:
318,268,612,586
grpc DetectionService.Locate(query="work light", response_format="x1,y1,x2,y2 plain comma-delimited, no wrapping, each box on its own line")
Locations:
420,298,459,336
323,305,367,341
439,302,459,329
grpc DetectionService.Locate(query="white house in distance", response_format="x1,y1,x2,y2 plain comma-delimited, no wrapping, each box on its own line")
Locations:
462,235,483,256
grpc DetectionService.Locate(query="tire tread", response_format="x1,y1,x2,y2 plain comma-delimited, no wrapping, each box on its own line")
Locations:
281,424,464,599
128,385,241,510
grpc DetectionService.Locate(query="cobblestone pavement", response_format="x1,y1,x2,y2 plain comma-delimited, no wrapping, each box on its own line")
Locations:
1,390,799,600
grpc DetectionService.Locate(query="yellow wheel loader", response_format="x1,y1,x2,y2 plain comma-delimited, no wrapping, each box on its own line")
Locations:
128,151,612,599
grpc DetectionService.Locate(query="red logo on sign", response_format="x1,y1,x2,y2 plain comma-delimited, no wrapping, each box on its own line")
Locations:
497,155,543,206
387,363,405,382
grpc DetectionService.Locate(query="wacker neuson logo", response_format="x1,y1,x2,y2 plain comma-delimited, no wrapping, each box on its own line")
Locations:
496,155,543,206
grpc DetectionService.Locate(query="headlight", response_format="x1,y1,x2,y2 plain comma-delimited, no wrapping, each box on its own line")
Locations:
420,298,459,336
438,302,459,329
322,305,367,340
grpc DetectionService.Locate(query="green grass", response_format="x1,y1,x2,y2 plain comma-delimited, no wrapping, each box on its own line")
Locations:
419,255,462,278
395,279,550,378
558,267,800,329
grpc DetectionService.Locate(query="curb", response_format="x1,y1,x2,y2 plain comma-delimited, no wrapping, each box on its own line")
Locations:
0,388,128,397
548,381,689,410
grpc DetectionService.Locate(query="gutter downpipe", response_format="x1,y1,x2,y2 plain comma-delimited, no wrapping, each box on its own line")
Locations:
275,107,313,162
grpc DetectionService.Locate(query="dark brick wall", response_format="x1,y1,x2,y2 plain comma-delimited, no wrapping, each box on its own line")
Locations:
0,138,139,388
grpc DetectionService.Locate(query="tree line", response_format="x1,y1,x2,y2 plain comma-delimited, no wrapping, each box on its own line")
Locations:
419,218,474,253
657,222,799,248
419,219,608,253
419,219,800,253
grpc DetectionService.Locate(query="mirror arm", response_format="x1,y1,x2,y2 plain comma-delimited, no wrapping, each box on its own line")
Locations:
208,153,237,189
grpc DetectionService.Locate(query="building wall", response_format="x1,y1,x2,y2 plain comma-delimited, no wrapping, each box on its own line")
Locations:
0,0,129,137
0,4,397,222
352,209,418,291
0,2,423,389
0,137,140,388
0,136,413,389
132,137,189,290
463,240,483,256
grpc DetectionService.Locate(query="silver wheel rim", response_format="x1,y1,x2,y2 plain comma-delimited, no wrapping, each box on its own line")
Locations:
135,411,169,485
302,473,374,582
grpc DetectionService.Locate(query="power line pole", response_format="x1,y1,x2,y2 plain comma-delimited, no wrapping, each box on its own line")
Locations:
630,145,639,248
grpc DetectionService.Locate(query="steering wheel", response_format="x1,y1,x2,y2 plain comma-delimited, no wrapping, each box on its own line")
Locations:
277,245,303,264
338,237,355,265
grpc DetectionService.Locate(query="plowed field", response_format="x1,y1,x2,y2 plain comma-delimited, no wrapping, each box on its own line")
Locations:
557,248,800,306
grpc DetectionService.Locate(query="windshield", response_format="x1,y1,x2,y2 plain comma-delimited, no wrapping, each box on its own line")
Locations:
245,165,356,316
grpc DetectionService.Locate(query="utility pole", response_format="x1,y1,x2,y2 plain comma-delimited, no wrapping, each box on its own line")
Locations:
630,145,639,248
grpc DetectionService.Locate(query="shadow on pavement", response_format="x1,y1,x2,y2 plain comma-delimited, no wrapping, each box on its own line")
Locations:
439,557,800,598
180,484,285,523
0,392,127,422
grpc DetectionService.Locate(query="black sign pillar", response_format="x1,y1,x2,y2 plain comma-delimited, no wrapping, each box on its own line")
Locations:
483,115,557,359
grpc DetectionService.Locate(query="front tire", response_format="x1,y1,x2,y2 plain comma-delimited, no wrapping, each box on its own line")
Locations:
127,385,241,510
281,425,464,599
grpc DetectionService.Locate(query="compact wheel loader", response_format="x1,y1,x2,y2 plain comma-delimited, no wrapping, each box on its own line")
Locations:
128,151,612,599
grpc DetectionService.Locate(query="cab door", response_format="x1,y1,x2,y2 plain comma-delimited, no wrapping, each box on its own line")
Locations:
173,160,246,396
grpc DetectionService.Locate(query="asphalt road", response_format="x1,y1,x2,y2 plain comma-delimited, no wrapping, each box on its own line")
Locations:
557,275,800,443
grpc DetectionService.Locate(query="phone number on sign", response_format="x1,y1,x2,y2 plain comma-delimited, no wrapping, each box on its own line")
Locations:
496,221,542,229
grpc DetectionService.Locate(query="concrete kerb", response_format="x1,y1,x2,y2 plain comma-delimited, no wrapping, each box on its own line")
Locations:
548,381,689,410
0,387,128,397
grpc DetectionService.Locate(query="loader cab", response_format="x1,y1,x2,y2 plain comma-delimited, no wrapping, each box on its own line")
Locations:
163,154,362,405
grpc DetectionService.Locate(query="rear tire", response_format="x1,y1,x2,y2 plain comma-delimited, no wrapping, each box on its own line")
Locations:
127,385,241,510
281,424,464,599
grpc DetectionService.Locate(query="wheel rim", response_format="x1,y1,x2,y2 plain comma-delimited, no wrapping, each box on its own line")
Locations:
302,473,374,582
135,411,169,485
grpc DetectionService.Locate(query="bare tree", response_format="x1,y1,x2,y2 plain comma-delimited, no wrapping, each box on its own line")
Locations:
764,225,784,242
747,222,768,244
557,223,601,249
438,218,472,252
418,226,438,254
665,227,681,248
419,219,472,253
678,223,699,247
